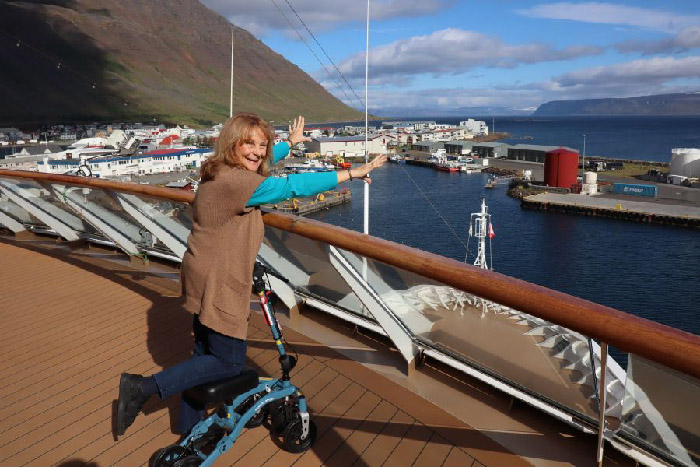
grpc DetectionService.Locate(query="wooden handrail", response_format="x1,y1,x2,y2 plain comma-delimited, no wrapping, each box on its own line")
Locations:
0,169,196,203
2,169,700,379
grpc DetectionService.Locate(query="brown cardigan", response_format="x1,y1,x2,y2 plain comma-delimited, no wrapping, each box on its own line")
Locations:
181,166,265,339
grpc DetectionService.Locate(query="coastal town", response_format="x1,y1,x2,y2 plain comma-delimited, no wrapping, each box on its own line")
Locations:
1,117,699,226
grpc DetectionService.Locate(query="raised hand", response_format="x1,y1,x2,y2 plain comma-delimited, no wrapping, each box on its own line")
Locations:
288,116,312,146
352,155,388,184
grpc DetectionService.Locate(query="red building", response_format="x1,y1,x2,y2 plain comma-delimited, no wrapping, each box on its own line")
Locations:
544,148,579,190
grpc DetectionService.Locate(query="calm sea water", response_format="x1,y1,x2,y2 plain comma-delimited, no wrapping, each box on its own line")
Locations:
308,163,700,338
465,116,700,162
316,115,700,161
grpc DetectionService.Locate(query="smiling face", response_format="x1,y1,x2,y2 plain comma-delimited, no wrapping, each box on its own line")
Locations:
235,127,269,172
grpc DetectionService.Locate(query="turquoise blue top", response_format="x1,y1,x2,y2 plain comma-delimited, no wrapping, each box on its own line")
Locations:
246,142,338,206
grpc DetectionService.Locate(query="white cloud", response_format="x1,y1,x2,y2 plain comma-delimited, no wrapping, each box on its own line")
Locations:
616,27,700,55
369,87,541,109
361,79,700,112
556,56,700,87
342,56,700,111
518,2,700,33
201,0,450,36
333,28,602,82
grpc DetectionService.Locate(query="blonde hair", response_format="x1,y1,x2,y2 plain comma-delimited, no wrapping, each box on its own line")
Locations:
200,112,274,182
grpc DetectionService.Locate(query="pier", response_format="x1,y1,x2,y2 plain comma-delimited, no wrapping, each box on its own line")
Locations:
263,189,351,216
522,193,700,228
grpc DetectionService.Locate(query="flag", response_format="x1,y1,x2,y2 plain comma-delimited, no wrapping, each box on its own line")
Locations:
488,223,495,238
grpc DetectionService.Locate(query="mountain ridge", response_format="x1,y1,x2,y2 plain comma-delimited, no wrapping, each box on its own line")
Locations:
0,0,363,126
533,92,700,116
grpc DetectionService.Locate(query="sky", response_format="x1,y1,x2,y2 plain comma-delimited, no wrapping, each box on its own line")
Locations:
201,1,700,114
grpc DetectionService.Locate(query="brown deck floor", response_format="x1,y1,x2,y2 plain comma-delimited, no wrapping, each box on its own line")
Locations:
0,238,532,467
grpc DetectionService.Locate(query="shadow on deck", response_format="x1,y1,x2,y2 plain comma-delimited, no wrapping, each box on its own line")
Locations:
0,238,633,466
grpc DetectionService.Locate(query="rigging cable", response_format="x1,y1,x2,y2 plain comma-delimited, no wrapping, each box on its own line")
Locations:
269,0,359,111
396,162,470,256
282,0,375,118
0,26,98,90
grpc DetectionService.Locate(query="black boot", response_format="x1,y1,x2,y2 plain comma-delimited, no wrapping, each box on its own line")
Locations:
117,373,150,436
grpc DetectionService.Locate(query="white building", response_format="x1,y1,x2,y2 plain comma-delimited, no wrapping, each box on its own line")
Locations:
459,119,489,136
420,128,470,142
305,135,393,157
670,148,700,179
37,148,212,178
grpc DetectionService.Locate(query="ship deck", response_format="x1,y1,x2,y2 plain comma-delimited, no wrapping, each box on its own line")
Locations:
0,237,634,466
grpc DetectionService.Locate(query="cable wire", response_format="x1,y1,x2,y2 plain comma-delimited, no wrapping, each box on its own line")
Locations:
396,163,470,256
269,0,359,111
0,26,98,90
282,0,375,118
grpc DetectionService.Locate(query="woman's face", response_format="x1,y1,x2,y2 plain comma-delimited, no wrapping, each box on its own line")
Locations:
235,127,268,172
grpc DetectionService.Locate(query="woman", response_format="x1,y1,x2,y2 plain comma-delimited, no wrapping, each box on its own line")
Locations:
117,113,386,437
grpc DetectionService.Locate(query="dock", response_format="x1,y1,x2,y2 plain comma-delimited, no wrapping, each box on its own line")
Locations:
263,189,351,216
522,193,700,228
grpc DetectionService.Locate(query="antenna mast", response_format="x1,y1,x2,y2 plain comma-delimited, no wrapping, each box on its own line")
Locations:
470,198,491,270
229,27,234,118
363,0,370,234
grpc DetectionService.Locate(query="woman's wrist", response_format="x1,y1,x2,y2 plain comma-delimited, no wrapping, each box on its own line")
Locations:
347,169,353,181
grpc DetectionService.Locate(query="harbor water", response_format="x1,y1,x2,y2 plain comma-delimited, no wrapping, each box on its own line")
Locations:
440,115,700,162
308,163,700,338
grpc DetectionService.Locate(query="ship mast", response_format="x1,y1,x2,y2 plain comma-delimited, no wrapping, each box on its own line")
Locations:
229,28,234,118
470,198,491,270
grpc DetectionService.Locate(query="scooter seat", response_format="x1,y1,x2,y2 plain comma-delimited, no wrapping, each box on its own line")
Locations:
184,369,259,405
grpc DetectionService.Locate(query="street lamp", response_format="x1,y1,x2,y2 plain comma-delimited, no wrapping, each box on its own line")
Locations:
582,134,587,179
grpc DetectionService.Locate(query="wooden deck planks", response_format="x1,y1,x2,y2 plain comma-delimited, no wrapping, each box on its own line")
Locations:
0,239,522,466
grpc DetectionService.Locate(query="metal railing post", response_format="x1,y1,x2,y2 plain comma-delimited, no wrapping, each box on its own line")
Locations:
597,342,608,466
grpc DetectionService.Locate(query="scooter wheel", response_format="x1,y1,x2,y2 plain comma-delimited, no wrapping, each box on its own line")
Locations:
246,404,267,428
269,402,288,434
282,418,317,453
240,393,267,428
150,445,190,467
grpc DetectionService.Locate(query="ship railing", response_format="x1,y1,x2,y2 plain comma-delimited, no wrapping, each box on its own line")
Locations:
0,169,698,467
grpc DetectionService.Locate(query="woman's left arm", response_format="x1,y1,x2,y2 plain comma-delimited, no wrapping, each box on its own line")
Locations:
246,172,338,207
272,142,292,165
272,115,312,165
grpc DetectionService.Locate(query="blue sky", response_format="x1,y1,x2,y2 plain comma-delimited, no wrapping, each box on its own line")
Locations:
202,1,700,113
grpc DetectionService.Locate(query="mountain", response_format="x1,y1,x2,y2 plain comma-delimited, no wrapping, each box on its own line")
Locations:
533,92,700,116
373,106,534,118
0,0,363,126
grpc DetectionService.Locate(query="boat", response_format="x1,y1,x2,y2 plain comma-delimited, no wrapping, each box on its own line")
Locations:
283,159,334,173
432,151,460,172
435,161,460,172
388,154,406,164
331,155,352,169
459,165,482,174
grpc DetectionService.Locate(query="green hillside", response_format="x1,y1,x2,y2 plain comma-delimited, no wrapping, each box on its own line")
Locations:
0,0,364,126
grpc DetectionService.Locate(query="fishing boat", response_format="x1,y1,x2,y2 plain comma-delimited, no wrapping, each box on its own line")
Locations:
283,159,334,173
331,155,352,169
435,161,460,172
432,151,460,172
388,154,406,164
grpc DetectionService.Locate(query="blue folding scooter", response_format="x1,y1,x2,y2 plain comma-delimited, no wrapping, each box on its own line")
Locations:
150,263,317,466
